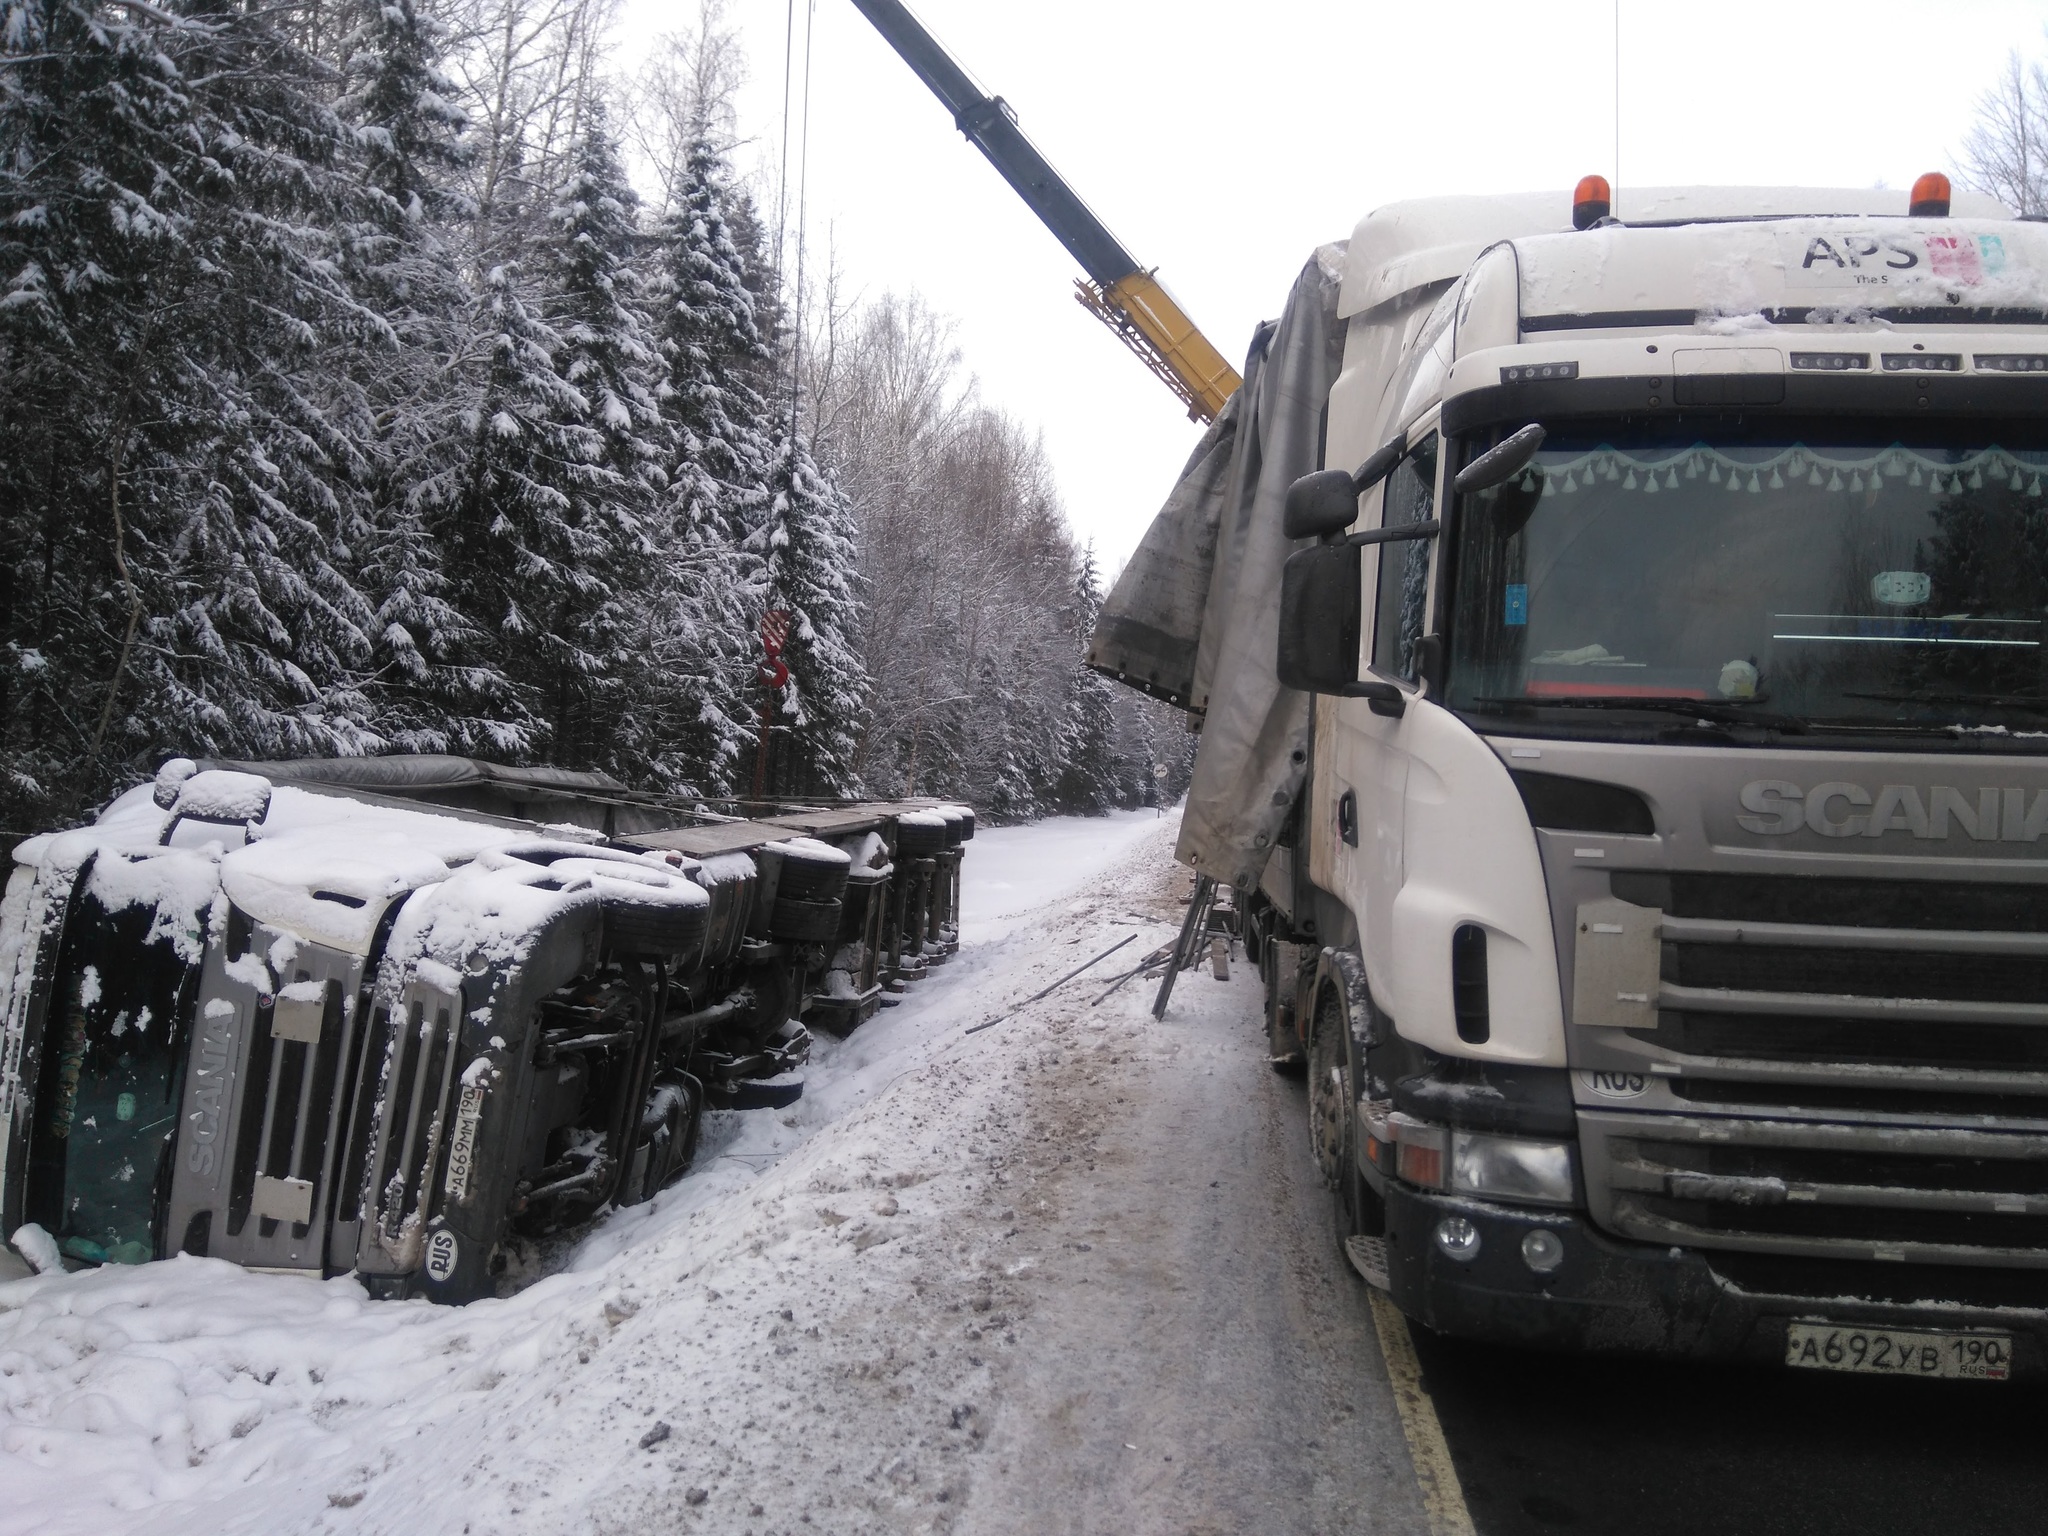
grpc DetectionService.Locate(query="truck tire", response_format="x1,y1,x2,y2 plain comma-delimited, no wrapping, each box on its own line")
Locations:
894,815,949,859
603,895,709,963
771,896,842,943
493,845,712,963
772,847,851,903
1309,982,1383,1250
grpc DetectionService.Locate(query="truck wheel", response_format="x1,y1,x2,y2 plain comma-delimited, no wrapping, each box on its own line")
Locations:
772,847,851,903
1308,985,1383,1249
771,896,842,943
604,897,710,963
895,815,949,859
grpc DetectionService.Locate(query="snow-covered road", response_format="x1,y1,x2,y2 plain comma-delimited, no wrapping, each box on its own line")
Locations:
1,812,1429,1535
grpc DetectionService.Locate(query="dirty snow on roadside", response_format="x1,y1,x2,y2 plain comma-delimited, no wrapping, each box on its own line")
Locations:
0,811,1194,1536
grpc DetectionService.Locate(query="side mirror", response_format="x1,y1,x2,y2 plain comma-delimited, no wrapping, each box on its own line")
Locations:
1275,544,1408,716
1282,433,1409,542
1278,543,1360,690
1282,470,1360,541
1453,422,1546,495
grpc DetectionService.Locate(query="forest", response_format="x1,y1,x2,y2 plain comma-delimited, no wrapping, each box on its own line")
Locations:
0,0,1189,838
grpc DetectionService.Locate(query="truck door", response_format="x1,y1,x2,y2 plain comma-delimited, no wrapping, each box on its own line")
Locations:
1321,422,1442,992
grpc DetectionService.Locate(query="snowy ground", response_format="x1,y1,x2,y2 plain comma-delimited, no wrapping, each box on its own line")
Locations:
1,809,1426,1536
953,808,1171,943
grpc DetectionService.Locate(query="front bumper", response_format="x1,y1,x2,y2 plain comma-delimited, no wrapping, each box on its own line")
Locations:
1381,1182,2048,1377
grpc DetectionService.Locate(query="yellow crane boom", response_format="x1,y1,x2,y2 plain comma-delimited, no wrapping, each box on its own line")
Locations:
848,0,1241,423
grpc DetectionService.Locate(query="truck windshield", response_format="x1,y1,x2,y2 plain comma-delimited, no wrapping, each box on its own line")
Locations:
25,894,197,1264
1445,419,2048,738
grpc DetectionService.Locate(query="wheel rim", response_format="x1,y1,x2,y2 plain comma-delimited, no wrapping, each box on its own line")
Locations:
1308,1002,1347,1188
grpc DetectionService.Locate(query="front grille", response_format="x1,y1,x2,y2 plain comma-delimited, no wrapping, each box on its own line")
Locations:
1637,1195,2047,1252
1667,943,2048,1006
1575,866,2048,1267
1601,870,2048,1118
1640,1013,2048,1072
1610,871,2048,932
363,991,459,1269
1673,1077,2048,1122
1584,1113,2048,1268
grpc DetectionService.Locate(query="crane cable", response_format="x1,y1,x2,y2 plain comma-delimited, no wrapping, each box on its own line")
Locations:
774,0,818,441
791,0,816,436
776,0,794,268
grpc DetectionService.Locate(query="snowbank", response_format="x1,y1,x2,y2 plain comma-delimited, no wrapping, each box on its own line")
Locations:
955,808,1172,943
0,811,1188,1536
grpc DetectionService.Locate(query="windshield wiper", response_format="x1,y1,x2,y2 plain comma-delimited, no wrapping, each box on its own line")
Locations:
1470,694,1807,732
1808,717,2048,740
1843,690,2048,714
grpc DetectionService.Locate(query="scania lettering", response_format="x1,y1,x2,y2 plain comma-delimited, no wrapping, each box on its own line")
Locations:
1094,173,2048,1376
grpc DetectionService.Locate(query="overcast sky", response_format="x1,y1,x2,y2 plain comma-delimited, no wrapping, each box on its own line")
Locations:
615,0,2048,571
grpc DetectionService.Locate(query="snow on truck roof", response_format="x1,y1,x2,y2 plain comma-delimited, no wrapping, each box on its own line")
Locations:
1338,185,2013,319
7,762,868,958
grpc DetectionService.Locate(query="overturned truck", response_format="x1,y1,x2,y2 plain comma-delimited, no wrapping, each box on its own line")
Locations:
0,757,971,1301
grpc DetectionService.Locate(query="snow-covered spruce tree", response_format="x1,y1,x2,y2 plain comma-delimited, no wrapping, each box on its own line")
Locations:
334,0,532,757
640,127,776,796
539,108,670,773
0,0,385,833
438,250,640,770
1111,692,1158,808
752,429,870,796
722,180,791,410
1054,549,1122,814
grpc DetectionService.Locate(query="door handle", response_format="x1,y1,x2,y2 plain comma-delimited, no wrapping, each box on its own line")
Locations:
1338,789,1359,847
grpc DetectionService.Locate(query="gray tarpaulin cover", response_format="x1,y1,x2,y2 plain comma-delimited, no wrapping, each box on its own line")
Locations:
1089,246,1348,892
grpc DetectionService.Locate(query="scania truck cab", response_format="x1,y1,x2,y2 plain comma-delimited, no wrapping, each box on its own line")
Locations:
1099,178,2048,1379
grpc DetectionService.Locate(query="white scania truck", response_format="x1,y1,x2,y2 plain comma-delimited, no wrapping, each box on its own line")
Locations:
1095,176,2048,1381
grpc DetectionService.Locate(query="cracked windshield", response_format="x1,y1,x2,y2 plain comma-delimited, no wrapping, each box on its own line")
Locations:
1447,424,2048,734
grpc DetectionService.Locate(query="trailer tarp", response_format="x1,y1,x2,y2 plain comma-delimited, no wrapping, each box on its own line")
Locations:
1090,245,1348,892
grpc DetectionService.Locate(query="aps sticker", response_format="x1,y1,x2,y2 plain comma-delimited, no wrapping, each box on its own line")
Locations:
1781,230,2009,290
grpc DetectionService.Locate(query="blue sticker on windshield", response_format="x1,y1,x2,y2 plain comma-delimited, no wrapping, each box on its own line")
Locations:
1504,584,1528,625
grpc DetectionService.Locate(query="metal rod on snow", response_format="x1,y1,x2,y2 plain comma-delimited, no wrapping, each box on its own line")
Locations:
1152,875,1215,1020
1088,944,1175,1007
964,933,1137,1035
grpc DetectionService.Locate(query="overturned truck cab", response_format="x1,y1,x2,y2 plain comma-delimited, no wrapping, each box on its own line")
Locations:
0,758,971,1301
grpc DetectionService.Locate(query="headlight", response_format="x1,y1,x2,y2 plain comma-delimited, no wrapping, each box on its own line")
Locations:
1383,1115,1577,1207
1451,1130,1575,1206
